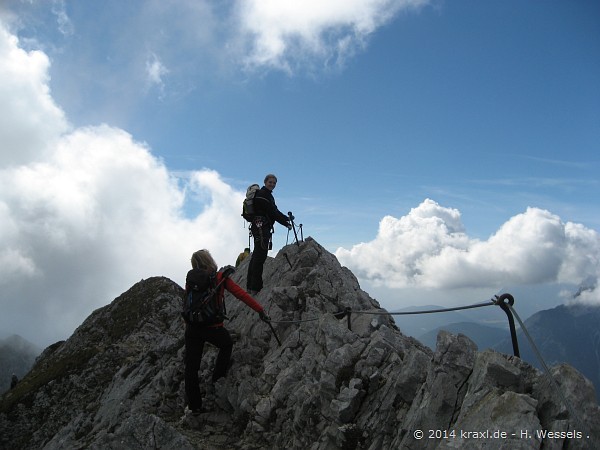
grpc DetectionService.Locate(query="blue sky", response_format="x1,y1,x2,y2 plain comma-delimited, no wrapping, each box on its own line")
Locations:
1,0,599,346
44,0,598,244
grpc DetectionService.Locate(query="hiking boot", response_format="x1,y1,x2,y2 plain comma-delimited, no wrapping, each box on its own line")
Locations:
181,405,212,426
181,408,202,427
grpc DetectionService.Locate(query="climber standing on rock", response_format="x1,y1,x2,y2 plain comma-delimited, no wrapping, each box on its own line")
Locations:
10,373,18,389
182,249,270,417
246,174,291,295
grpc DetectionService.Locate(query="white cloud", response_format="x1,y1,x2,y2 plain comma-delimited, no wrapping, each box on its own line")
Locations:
235,0,429,72
1,0,430,115
569,288,600,305
336,199,600,302
51,0,74,37
0,22,246,347
0,25,68,166
0,124,246,346
145,52,169,95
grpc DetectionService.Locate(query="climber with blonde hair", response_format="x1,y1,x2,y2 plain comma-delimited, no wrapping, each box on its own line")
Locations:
183,249,270,416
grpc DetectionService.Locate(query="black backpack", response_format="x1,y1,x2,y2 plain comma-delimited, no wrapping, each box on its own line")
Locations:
183,266,235,325
242,184,260,222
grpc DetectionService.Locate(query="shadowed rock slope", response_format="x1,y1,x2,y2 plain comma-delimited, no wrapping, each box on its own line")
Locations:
1,237,599,449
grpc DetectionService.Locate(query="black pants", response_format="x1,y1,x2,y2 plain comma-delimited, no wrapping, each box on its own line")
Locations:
184,325,233,411
247,224,271,292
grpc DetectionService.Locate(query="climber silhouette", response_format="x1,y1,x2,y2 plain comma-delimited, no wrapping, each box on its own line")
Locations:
246,174,291,294
183,249,270,415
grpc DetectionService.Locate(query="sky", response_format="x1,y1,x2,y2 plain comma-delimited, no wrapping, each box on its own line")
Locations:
0,0,599,348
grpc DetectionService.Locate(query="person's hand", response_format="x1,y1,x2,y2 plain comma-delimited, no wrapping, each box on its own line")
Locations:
259,311,271,322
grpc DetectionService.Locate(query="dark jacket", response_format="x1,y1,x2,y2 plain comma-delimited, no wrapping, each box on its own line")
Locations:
253,186,290,228
184,269,263,328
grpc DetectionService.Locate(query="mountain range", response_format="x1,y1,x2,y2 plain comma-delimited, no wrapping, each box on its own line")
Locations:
418,321,509,352
494,303,600,402
394,299,600,403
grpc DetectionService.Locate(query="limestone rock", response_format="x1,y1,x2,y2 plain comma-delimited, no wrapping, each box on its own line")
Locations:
1,237,598,449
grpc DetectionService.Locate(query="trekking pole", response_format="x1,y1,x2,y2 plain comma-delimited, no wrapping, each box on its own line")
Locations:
299,224,303,241
283,253,293,269
288,212,300,246
267,321,281,346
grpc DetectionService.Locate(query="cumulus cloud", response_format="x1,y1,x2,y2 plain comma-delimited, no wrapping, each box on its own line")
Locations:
336,199,600,301
235,0,428,72
0,25,68,166
0,23,246,346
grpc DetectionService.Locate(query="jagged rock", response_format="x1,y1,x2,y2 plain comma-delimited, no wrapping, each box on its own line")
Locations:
1,237,599,449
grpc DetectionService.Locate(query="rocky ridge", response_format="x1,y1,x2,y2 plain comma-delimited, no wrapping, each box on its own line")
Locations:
0,237,599,449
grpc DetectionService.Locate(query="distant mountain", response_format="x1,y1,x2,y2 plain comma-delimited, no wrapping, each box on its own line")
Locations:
390,299,511,345
418,321,509,351
392,305,468,337
391,305,494,338
0,335,41,393
495,303,600,401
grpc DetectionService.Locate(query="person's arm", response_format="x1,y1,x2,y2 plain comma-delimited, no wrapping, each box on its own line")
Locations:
272,206,291,228
224,278,264,313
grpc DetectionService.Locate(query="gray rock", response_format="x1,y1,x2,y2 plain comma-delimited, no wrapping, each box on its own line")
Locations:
1,237,598,449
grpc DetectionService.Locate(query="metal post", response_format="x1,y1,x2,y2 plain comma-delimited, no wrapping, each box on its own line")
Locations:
334,307,352,331
346,307,352,331
495,293,520,357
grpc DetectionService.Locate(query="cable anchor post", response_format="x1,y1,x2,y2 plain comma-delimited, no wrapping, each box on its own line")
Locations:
346,307,352,331
495,293,520,358
333,307,352,331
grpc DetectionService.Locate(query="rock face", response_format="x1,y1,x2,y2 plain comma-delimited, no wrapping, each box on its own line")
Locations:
1,237,599,449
